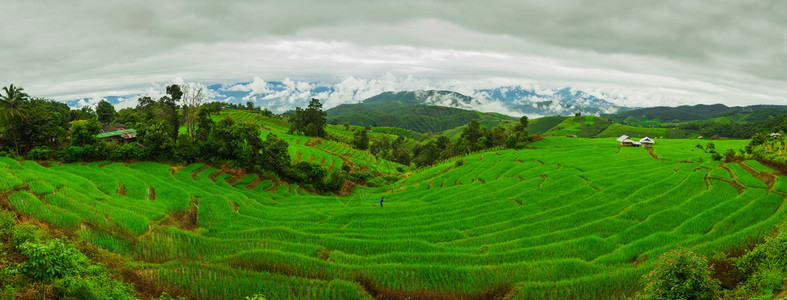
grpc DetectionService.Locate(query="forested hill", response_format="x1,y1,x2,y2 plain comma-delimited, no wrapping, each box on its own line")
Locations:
603,104,787,123
325,90,518,133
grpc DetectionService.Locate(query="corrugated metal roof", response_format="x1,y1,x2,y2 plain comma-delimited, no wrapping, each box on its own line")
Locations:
97,129,137,138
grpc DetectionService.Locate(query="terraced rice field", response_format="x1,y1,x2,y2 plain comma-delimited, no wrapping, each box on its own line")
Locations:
1,137,784,299
218,109,403,174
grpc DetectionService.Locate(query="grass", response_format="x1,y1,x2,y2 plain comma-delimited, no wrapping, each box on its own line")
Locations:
0,136,781,299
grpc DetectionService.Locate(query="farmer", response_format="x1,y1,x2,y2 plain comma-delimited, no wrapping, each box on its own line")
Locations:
379,197,384,207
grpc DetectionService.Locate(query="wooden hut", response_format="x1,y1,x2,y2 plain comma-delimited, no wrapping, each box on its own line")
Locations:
616,135,632,146
639,137,655,148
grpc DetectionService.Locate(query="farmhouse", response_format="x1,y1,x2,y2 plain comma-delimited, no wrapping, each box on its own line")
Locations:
639,137,655,148
97,129,137,144
616,135,634,146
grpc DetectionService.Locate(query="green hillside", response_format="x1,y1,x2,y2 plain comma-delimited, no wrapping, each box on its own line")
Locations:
528,116,569,134
218,109,405,174
604,104,787,123
325,91,518,133
2,136,783,299
543,116,611,137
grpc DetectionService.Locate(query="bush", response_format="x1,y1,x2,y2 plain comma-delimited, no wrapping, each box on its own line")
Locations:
636,247,719,300
11,224,45,248
53,271,135,300
110,143,144,161
27,146,52,160
14,239,89,282
711,152,722,161
733,227,787,297
0,210,14,235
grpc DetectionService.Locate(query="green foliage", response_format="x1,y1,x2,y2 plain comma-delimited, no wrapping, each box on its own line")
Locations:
0,210,14,235
245,293,266,300
733,226,787,298
11,224,45,248
137,119,175,159
14,239,88,282
95,99,116,124
636,247,719,300
156,292,186,300
519,115,529,128
352,129,369,150
68,119,101,147
289,98,327,137
326,91,517,133
27,146,51,160
0,84,31,155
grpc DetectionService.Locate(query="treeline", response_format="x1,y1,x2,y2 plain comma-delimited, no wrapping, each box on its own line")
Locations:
351,117,534,168
0,85,344,193
680,115,787,139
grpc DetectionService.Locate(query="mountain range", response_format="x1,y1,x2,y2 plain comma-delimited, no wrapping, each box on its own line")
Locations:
325,91,518,133
66,80,630,118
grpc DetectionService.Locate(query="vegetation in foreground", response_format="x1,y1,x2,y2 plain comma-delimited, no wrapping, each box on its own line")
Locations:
1,135,786,299
2,84,787,299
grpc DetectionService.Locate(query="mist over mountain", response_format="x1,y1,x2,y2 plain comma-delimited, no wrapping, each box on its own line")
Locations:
64,78,633,118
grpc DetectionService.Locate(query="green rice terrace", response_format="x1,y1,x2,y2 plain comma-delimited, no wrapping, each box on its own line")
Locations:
2,135,785,299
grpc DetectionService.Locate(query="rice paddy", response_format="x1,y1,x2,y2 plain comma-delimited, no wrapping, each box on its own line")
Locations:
1,136,784,299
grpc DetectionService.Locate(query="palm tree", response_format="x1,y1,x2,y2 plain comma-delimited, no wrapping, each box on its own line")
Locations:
0,84,31,155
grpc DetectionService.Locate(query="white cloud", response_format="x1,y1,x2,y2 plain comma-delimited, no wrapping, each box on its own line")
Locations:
1,1,784,109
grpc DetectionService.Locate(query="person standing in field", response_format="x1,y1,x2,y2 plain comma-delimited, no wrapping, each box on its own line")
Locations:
379,197,383,207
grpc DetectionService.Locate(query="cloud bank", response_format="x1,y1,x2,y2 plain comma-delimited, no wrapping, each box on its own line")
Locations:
0,1,784,108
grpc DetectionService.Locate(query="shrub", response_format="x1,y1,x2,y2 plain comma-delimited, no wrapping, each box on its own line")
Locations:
11,224,44,248
711,152,722,161
636,247,719,300
733,227,787,297
14,239,89,282
27,146,52,160
53,271,135,300
0,210,14,235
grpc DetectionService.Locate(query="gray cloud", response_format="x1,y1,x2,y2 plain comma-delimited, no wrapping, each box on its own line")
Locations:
1,1,784,107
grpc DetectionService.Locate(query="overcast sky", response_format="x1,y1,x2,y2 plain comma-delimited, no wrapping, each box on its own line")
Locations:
1,0,785,108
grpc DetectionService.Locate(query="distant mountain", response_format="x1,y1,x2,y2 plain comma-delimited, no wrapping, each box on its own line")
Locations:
603,104,787,123
475,86,629,117
326,91,518,133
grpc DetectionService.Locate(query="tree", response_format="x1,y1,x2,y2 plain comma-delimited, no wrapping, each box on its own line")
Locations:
68,119,101,147
195,107,214,141
343,122,350,131
288,98,327,137
353,128,369,150
0,84,31,155
180,83,207,142
21,99,68,149
137,119,175,159
491,126,507,147
160,85,183,142
95,99,116,124
390,147,411,166
636,247,719,300
519,115,529,128
258,133,291,176
413,141,440,167
370,135,391,157
459,119,482,152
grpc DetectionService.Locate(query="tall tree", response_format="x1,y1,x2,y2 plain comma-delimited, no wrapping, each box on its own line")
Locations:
0,84,31,155
288,98,327,137
95,99,116,124
352,128,369,150
180,83,206,142
160,85,183,142
519,116,529,128
68,119,101,147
